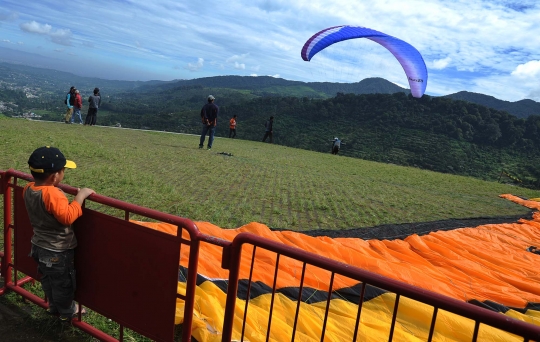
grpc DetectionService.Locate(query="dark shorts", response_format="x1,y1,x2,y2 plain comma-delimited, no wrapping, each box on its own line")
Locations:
31,245,77,318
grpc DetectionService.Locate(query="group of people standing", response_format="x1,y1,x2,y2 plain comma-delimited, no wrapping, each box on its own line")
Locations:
64,87,101,126
199,95,276,150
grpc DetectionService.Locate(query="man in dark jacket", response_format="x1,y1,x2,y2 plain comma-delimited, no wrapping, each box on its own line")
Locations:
199,95,219,150
262,116,274,143
85,88,101,126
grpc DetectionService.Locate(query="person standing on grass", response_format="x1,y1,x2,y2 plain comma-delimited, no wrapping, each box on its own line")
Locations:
70,90,83,124
229,115,237,138
24,146,95,322
199,95,219,150
64,86,75,124
262,116,274,143
330,137,344,155
85,88,101,126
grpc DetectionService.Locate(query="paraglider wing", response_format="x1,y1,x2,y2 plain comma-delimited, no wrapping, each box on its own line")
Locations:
301,25,428,98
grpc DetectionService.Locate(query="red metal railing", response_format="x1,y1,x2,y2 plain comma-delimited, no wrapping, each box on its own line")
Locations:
3,167,540,342
1,169,205,341
221,233,540,342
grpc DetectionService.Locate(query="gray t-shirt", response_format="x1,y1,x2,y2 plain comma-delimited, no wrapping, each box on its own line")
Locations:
88,94,101,109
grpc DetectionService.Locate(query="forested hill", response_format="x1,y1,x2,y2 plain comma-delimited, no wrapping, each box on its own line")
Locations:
135,75,540,118
136,75,410,98
1,62,539,118
445,91,540,119
92,92,540,189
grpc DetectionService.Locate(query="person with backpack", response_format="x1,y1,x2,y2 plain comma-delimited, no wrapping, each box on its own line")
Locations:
70,90,83,124
199,95,219,150
262,116,274,143
64,86,76,124
85,88,101,126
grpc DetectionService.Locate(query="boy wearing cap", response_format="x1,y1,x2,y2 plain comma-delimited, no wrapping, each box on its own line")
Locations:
199,95,219,150
24,146,95,321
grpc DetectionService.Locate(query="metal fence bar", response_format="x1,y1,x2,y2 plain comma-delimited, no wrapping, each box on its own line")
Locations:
291,262,307,342
221,232,540,342
0,169,204,342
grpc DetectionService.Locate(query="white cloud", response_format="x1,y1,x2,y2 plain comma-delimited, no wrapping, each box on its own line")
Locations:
20,20,72,46
1,0,539,100
226,53,249,63
250,74,258,77
49,28,72,46
20,21,52,34
186,57,204,71
432,57,451,70
17,41,23,45
269,74,280,78
511,60,540,78
1,39,11,43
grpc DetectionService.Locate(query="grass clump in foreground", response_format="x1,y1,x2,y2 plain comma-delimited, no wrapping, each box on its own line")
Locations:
0,117,538,341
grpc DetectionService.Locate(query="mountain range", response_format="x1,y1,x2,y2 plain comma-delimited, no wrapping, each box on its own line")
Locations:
0,61,539,118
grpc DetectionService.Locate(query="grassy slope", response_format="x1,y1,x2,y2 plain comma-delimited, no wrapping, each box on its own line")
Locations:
1,117,537,230
0,116,538,341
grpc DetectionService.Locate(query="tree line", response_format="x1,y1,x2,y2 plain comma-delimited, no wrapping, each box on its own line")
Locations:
11,88,540,188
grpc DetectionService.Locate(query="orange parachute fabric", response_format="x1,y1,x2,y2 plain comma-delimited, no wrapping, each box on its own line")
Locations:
135,194,540,341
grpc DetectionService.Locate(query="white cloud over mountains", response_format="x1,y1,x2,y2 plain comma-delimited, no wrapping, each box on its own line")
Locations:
20,20,72,46
0,0,539,101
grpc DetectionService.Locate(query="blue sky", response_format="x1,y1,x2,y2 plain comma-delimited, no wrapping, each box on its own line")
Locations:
0,0,539,102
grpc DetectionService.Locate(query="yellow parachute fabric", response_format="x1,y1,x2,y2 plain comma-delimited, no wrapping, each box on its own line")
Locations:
136,194,540,341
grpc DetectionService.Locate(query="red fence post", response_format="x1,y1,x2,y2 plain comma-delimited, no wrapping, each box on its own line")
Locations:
1,170,13,287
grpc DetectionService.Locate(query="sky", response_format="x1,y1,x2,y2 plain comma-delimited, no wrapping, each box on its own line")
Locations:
0,0,539,102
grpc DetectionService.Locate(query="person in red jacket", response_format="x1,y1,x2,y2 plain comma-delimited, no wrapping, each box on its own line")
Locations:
229,115,237,138
70,90,83,124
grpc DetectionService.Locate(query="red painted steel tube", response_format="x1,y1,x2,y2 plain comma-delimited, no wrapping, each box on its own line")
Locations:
72,320,119,342
320,272,335,342
6,283,48,309
265,253,280,342
427,307,438,342
222,242,244,341
2,170,13,286
222,232,540,341
388,294,400,342
241,247,257,341
352,281,366,342
291,262,306,342
2,169,204,342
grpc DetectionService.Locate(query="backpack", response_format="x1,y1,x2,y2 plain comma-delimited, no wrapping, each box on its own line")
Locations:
64,92,75,105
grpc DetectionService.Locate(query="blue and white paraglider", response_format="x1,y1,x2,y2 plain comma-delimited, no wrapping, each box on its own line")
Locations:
301,25,428,98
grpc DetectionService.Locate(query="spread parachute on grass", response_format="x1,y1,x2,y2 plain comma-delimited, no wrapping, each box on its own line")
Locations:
301,25,428,98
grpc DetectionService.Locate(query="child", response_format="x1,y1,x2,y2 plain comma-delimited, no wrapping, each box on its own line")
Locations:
229,115,237,138
24,146,95,321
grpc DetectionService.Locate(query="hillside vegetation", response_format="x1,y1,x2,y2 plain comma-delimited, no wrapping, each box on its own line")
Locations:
36,91,540,189
0,117,536,230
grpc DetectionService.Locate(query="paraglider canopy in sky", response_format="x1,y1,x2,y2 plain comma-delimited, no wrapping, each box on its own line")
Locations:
301,25,428,98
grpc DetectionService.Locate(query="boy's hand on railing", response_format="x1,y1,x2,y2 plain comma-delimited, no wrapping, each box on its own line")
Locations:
74,188,96,205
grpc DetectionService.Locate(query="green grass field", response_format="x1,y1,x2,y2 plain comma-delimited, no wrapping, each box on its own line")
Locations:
0,115,539,341
1,116,537,230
